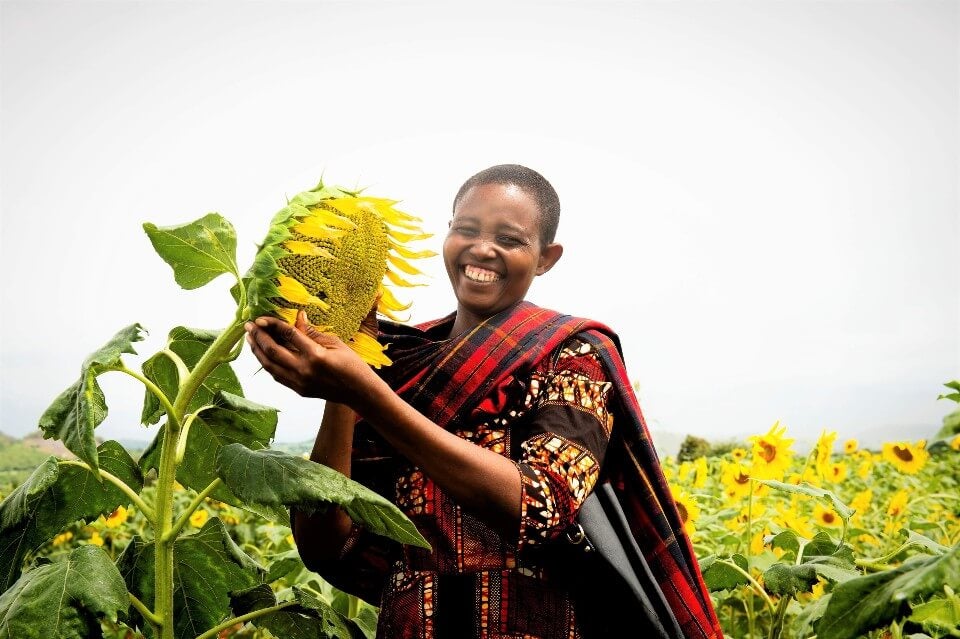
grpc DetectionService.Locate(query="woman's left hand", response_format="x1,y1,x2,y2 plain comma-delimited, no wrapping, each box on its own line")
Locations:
244,311,380,407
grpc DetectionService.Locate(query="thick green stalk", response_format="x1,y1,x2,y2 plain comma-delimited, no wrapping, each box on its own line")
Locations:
154,318,247,639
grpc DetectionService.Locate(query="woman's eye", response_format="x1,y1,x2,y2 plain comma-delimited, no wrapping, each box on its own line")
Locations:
452,227,478,237
497,236,524,247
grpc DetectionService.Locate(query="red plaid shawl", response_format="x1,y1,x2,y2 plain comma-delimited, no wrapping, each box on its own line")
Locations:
376,301,723,638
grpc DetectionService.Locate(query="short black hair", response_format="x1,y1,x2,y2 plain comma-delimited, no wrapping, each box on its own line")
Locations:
452,164,561,245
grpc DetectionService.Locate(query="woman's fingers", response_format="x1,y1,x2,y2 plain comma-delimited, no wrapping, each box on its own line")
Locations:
245,320,303,372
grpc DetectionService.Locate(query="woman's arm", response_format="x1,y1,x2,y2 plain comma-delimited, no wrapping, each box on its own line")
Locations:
245,314,523,537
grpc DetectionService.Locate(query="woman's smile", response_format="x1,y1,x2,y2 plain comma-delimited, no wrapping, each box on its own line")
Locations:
462,264,503,283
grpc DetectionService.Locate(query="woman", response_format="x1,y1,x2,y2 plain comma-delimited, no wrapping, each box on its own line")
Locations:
245,165,722,638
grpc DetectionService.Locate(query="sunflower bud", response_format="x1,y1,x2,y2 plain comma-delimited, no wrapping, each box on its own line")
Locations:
246,180,434,367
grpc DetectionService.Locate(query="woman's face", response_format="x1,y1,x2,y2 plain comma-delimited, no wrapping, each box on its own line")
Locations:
443,182,558,324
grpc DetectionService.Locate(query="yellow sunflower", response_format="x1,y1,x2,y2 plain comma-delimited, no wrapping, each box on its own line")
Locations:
773,504,815,539
950,435,960,451
827,461,848,483
850,488,872,523
246,181,434,367
692,456,709,488
104,505,129,529
88,531,105,547
813,503,842,528
730,447,748,462
748,421,795,480
52,531,74,547
881,440,929,474
886,489,910,519
813,429,837,479
843,439,858,454
189,508,210,529
720,461,758,503
856,457,872,480
669,485,701,537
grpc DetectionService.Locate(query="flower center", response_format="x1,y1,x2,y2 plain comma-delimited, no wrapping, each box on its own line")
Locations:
893,445,914,462
822,512,836,524
759,441,777,463
676,502,689,523
735,471,750,485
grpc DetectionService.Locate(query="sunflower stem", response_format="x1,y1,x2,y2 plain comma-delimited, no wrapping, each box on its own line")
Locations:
162,348,191,389
129,592,162,628
108,365,180,430
193,601,298,639
166,478,222,542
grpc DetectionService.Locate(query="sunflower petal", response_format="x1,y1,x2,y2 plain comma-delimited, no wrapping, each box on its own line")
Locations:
388,229,432,243
293,219,350,241
391,244,437,260
307,206,357,230
277,275,330,310
275,307,298,324
387,253,424,276
349,331,393,368
378,286,412,312
283,240,337,259
377,304,410,322
385,268,425,287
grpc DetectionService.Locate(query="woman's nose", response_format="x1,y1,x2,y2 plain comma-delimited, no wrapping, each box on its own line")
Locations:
468,236,497,258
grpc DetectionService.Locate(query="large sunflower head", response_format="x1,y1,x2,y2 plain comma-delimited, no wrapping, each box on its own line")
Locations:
881,440,929,475
246,180,434,367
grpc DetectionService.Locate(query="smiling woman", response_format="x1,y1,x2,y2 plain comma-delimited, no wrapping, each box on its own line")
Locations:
245,164,724,639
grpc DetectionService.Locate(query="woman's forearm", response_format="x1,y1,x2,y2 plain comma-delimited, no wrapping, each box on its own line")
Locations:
358,375,523,536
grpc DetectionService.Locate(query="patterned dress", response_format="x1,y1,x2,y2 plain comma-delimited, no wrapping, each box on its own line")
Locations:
338,337,613,639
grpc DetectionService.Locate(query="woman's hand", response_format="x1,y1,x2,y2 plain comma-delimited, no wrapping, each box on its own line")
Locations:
244,310,382,407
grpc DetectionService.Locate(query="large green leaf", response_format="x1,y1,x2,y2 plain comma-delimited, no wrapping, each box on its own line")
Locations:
0,441,143,590
0,545,128,638
117,517,261,639
817,544,960,639
39,324,145,472
143,213,238,290
140,391,286,523
140,326,243,426
216,444,430,549
230,584,362,639
699,554,750,592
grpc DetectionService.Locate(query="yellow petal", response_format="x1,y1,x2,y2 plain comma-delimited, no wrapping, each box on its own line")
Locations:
390,243,437,260
349,331,392,368
378,286,412,312
277,275,330,310
385,268,425,287
388,253,424,276
306,206,357,230
388,229,432,243
377,304,410,322
275,307,298,324
283,240,337,259
293,218,349,241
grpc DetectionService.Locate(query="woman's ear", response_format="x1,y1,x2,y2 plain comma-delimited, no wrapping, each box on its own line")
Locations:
536,243,564,275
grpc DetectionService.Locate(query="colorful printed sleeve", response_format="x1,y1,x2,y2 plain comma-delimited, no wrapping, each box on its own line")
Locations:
514,337,615,551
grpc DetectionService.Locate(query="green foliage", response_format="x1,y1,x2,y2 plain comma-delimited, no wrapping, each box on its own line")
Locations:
0,441,142,590
706,439,743,458
216,444,430,549
142,213,239,290
38,324,146,473
0,545,128,638
817,544,960,639
677,434,711,462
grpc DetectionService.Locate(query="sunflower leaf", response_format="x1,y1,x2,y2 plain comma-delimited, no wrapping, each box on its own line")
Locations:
143,212,239,290
0,545,129,638
0,441,143,591
140,326,243,426
698,554,751,592
216,444,430,549
117,518,260,639
230,585,363,639
39,324,145,472
816,544,960,639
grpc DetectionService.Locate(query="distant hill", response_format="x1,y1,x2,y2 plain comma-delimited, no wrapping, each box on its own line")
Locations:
0,431,72,469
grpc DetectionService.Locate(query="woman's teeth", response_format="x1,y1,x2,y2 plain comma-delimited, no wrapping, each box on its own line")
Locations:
464,265,501,283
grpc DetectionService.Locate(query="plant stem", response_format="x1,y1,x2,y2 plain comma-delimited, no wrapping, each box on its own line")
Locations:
718,559,776,614
167,478,222,541
58,461,155,523
109,366,180,429
767,595,790,639
130,592,163,628
193,601,298,639
154,318,247,639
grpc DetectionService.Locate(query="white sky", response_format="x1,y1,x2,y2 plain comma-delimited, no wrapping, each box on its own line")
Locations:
1,1,957,450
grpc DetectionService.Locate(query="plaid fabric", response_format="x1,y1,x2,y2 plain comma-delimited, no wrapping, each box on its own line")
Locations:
377,301,723,638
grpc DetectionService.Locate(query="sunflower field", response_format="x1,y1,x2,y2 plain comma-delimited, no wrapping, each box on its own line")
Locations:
663,385,960,639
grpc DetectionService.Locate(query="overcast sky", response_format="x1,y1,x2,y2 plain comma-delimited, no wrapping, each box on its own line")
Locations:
1,1,957,451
